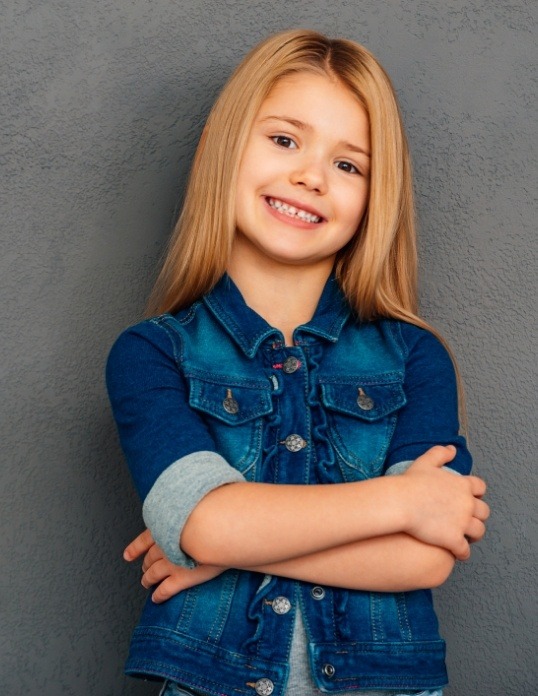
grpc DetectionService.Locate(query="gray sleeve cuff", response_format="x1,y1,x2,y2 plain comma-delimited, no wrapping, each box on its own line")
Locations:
385,460,414,476
385,460,462,476
142,451,246,567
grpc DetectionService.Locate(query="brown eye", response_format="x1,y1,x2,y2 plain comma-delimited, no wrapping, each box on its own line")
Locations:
271,135,297,149
336,160,359,174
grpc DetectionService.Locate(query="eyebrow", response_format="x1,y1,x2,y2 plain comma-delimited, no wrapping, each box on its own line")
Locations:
260,115,371,157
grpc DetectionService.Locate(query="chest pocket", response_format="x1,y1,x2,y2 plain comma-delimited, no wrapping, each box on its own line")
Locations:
319,377,406,479
187,374,273,480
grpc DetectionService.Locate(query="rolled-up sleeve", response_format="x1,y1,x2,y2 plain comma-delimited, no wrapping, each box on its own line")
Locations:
384,323,472,476
106,319,246,567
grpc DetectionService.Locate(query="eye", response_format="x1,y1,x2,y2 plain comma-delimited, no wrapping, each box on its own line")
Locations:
271,135,297,149
336,160,360,175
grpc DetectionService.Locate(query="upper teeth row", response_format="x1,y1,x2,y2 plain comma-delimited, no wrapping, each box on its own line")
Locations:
268,198,321,223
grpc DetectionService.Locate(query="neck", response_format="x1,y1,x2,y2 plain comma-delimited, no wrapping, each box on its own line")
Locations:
227,255,332,346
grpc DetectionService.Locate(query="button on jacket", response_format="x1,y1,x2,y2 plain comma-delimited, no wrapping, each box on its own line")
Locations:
106,275,471,696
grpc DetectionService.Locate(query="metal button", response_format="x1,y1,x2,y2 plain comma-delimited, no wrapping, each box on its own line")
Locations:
271,596,291,615
254,678,274,695
311,586,326,600
282,356,300,374
280,434,307,452
223,388,239,414
323,663,336,678
357,387,374,411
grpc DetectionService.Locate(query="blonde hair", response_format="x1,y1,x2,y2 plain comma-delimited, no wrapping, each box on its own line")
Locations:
145,29,465,423
146,29,421,320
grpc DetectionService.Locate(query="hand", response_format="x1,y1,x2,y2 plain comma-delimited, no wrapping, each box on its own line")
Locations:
402,446,490,560
124,529,226,603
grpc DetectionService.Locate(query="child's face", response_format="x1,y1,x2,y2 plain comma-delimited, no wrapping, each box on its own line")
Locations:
233,71,370,274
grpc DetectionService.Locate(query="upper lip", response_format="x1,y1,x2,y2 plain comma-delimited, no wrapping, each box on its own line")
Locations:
265,195,326,221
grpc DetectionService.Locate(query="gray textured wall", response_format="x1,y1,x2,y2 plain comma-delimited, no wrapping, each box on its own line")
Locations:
1,1,536,694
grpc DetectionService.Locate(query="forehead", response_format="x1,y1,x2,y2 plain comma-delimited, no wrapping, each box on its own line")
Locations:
266,70,359,101
255,71,370,145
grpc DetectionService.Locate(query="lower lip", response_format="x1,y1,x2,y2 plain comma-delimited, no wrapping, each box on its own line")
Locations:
263,197,323,229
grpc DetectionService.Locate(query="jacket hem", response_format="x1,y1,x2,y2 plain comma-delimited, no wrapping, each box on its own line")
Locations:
126,627,447,694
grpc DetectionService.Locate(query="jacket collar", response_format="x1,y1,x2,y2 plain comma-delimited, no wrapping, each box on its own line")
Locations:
203,274,351,358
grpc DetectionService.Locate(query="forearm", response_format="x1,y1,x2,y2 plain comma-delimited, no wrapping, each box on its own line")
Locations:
130,527,458,605
181,477,410,567
245,534,456,592
180,445,486,567
133,532,454,605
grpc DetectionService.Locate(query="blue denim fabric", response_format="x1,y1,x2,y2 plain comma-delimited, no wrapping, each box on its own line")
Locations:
159,681,443,696
160,682,205,696
107,275,470,696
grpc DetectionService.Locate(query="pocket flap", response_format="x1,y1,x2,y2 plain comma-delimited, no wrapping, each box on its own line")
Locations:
188,375,273,425
320,378,406,421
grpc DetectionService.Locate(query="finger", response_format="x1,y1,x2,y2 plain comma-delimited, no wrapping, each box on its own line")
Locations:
465,519,486,544
151,575,188,604
124,528,154,561
141,559,174,589
414,445,457,469
150,565,225,603
468,476,487,498
451,536,471,562
147,566,196,597
473,498,490,521
141,544,164,573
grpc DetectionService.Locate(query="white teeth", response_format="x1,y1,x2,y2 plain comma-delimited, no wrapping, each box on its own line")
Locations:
268,198,321,223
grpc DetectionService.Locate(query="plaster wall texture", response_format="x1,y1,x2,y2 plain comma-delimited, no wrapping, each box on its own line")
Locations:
1,1,536,694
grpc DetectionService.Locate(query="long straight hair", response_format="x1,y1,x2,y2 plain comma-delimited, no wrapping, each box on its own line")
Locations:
146,29,419,319
145,29,466,422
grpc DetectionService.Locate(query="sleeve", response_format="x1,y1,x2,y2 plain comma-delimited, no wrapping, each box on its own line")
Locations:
383,323,472,476
106,319,246,566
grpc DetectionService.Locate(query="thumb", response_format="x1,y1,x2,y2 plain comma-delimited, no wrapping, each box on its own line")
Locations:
413,445,457,470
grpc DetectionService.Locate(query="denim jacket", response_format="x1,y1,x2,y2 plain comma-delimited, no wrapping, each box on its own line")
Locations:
106,275,471,696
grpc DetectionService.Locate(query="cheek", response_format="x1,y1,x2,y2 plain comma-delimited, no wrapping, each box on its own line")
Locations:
341,190,368,229
351,184,370,224
237,139,273,184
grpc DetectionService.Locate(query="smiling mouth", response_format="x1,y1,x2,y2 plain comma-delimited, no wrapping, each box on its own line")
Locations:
267,197,323,223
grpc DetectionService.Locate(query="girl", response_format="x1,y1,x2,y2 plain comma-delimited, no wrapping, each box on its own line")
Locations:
107,29,489,696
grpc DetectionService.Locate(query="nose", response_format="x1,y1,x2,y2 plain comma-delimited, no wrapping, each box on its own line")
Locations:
290,154,328,194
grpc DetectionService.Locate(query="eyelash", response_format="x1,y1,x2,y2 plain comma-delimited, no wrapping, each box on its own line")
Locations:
336,161,360,175
269,135,361,175
271,135,297,149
